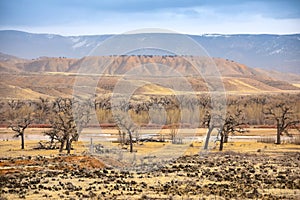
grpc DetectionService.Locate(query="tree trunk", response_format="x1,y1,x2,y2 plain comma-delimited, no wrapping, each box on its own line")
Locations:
67,140,71,154
224,133,229,143
21,130,25,150
118,130,122,144
65,134,71,153
276,127,281,144
59,140,65,152
122,132,126,145
204,127,213,150
128,131,133,153
219,133,224,151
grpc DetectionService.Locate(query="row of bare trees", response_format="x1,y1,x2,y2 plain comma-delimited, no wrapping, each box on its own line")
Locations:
103,94,299,152
93,94,300,126
1,97,91,153
0,93,299,152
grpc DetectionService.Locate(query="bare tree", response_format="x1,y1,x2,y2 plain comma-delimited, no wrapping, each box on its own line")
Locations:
114,112,136,153
202,99,223,150
203,108,246,151
7,100,33,149
33,97,51,124
118,129,126,145
168,110,180,144
73,97,92,137
203,111,214,150
0,100,6,124
218,109,246,151
170,124,180,144
46,98,77,154
264,102,299,144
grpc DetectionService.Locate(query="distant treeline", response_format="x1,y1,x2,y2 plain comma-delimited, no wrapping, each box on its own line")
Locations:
0,93,299,128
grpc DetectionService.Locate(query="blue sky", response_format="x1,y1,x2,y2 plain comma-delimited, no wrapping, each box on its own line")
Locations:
0,0,299,35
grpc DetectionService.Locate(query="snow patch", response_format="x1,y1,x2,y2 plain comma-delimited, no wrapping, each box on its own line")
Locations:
72,40,87,49
202,34,223,37
46,34,54,39
201,34,231,38
69,37,81,43
269,48,283,55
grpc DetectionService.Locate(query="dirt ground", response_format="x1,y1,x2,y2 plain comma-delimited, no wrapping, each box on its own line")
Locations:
0,128,300,199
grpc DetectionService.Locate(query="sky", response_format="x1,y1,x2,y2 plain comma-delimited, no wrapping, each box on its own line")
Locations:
0,0,300,36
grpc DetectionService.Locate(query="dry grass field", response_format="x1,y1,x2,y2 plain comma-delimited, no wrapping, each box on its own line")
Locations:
0,128,299,199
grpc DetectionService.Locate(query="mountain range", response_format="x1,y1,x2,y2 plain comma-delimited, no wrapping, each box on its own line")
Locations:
0,30,299,73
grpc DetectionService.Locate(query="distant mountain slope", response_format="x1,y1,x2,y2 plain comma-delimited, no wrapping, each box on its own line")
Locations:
0,52,28,73
254,68,300,84
191,34,300,74
0,52,25,62
0,30,111,59
0,30,299,73
0,55,299,99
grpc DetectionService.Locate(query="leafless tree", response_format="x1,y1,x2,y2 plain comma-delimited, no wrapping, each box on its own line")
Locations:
7,100,33,149
114,111,136,153
33,97,51,124
202,97,222,150
203,108,246,151
118,129,126,145
264,102,299,144
45,98,77,154
73,97,92,137
168,124,177,143
0,100,6,124
203,111,214,150
218,109,246,151
168,110,180,144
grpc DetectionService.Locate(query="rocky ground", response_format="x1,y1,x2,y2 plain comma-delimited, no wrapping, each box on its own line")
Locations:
0,151,299,199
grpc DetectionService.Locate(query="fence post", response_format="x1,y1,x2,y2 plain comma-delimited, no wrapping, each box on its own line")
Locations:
90,138,94,153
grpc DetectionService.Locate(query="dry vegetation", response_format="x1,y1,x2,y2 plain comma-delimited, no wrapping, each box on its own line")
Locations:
0,137,299,199
0,92,299,199
0,93,299,153
1,55,300,199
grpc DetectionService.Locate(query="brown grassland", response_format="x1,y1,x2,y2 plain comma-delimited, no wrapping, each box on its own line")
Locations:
0,127,300,199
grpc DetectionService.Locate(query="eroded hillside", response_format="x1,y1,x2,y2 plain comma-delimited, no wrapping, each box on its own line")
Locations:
0,55,299,99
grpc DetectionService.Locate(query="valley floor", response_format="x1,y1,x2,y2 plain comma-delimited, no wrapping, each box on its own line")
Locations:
0,128,299,199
